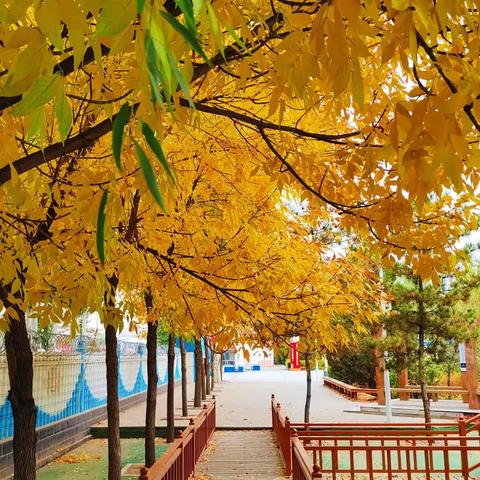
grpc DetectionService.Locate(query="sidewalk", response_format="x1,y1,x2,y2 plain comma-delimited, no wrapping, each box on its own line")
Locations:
215,368,438,426
101,368,451,429
94,382,211,429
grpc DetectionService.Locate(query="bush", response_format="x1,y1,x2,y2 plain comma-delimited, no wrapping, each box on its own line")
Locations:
327,342,376,388
275,344,289,365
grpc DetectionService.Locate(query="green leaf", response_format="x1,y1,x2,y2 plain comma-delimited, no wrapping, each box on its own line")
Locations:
160,11,208,62
12,74,59,116
192,0,203,17
175,0,195,35
134,140,167,212
140,121,175,185
96,0,135,37
206,2,224,59
112,103,131,171
26,107,46,144
168,53,193,106
55,90,73,142
145,31,166,105
136,0,146,14
96,190,109,265
225,24,246,49
149,19,175,93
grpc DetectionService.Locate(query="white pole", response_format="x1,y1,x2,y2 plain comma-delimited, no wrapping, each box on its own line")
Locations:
380,268,393,423
383,329,393,423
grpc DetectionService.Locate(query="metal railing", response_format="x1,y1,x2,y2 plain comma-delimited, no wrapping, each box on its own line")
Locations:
271,395,480,480
139,400,216,480
0,330,146,356
0,336,179,440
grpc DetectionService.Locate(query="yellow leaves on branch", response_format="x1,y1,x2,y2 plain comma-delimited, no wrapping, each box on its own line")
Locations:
1,0,480,349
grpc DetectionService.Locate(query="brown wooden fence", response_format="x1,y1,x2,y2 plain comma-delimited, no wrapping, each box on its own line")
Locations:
324,376,468,402
323,377,377,400
271,394,293,475
139,400,216,480
272,395,480,480
389,385,468,401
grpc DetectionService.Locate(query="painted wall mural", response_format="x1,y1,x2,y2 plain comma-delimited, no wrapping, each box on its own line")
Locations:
0,341,183,441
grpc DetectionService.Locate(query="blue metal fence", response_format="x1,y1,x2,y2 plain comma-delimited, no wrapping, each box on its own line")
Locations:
0,334,182,441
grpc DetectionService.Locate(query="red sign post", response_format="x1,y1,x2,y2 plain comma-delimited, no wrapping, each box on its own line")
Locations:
289,337,300,369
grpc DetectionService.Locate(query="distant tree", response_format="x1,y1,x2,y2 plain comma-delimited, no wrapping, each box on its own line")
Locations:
156,321,170,345
327,340,376,389
274,344,289,365
380,266,477,423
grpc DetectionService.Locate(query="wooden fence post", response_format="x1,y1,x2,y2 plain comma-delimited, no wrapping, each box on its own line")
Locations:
190,417,196,475
290,429,298,478
271,394,275,427
312,464,322,478
285,416,292,475
459,416,469,479
177,431,184,479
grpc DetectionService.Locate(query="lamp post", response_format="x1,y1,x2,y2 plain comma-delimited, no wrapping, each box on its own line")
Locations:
380,269,393,423
383,328,393,423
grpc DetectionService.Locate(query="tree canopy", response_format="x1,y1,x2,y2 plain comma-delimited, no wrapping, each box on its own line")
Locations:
1,0,480,343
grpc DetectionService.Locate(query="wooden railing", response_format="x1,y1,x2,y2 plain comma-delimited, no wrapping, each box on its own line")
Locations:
298,432,480,480
139,400,216,480
291,434,321,480
271,394,292,475
324,376,470,402
272,395,324,479
389,385,468,401
323,376,377,400
271,395,480,480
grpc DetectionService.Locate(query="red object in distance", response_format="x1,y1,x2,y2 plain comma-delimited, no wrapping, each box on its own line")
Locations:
289,341,300,369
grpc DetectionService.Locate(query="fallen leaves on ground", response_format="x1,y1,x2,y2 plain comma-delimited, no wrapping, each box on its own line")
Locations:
53,453,101,464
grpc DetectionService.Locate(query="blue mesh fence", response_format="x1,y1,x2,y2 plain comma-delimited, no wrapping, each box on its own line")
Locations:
0,333,180,441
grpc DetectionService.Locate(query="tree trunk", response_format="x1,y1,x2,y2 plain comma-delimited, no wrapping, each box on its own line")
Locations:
145,317,158,468
200,345,206,401
166,334,175,443
194,338,202,408
418,277,431,424
3,293,36,480
179,337,188,417
105,323,121,480
220,352,223,382
304,352,312,423
211,352,215,390
205,339,211,396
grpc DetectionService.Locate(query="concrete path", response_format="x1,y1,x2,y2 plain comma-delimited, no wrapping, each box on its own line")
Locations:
195,430,287,480
94,382,212,429
103,367,458,430
216,368,435,426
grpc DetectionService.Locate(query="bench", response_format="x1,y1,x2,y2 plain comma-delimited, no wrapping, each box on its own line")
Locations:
224,365,244,373
323,377,377,401
390,386,468,401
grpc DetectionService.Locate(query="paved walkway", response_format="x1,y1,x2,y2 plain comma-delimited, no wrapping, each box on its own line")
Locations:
107,367,456,428
195,430,287,480
95,382,210,429
216,368,433,426
192,368,444,479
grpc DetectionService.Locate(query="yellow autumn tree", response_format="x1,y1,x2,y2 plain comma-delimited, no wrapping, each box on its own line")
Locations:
1,1,480,479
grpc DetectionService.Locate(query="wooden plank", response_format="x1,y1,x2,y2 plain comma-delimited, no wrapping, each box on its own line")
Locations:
195,430,288,479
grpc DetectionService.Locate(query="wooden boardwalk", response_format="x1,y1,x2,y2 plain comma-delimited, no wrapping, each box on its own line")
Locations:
195,430,287,479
